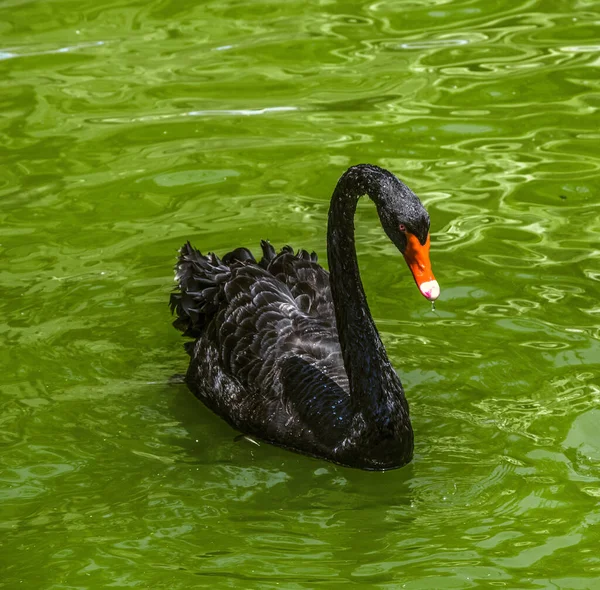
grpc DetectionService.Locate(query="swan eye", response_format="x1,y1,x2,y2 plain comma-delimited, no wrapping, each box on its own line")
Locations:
399,224,406,232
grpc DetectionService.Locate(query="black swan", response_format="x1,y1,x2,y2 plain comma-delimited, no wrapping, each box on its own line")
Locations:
170,164,439,470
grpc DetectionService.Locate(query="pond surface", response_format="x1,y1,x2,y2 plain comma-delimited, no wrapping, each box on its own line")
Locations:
1,0,600,587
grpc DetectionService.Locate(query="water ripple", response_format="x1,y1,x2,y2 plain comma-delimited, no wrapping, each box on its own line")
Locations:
1,0,600,587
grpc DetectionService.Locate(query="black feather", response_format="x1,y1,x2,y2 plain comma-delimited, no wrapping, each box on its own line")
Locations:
170,165,436,470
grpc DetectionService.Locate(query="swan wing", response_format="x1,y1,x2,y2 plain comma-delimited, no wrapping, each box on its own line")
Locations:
258,241,335,325
172,242,352,447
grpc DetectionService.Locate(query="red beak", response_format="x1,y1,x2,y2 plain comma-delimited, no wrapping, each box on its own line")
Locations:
402,232,440,301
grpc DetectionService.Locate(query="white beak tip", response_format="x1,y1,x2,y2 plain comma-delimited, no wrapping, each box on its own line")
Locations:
419,280,440,301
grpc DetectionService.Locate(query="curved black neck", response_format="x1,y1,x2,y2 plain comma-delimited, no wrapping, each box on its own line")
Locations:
326,166,406,419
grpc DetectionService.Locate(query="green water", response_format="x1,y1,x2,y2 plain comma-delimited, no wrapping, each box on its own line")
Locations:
2,0,600,587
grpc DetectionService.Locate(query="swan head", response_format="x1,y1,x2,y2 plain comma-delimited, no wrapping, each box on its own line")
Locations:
370,168,440,301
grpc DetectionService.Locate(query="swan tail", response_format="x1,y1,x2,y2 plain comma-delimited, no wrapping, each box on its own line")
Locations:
170,242,233,339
